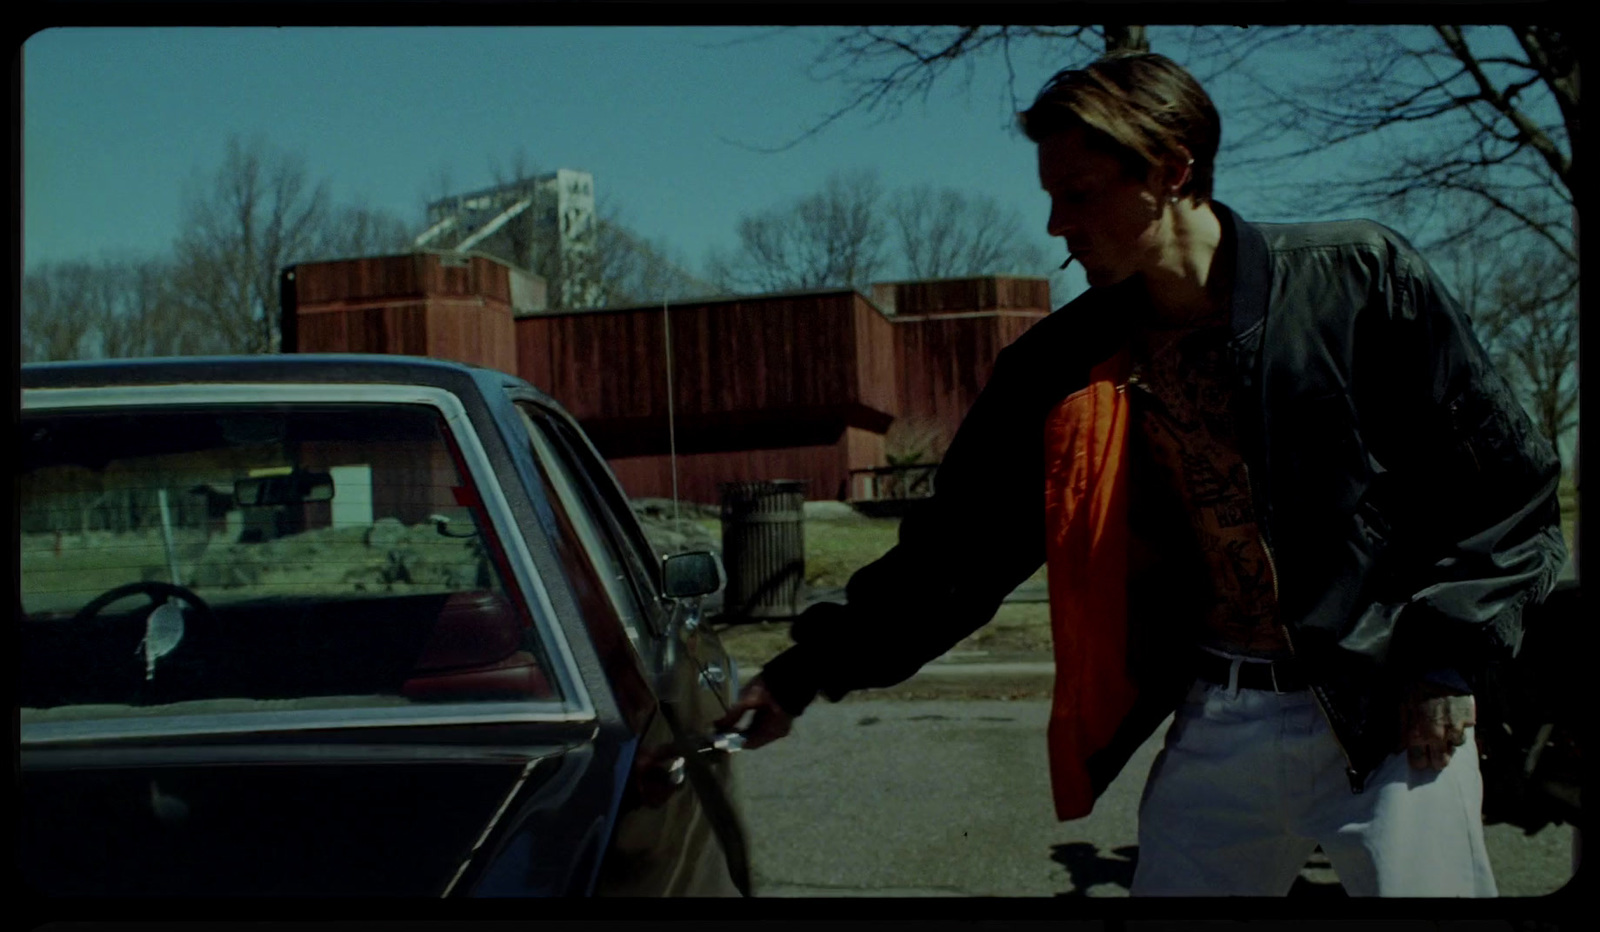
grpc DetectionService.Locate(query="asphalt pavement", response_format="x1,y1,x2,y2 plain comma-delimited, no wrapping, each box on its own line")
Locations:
730,691,1578,898
726,576,1578,896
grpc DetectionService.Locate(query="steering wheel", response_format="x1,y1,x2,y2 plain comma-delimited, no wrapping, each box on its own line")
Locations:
71,581,216,627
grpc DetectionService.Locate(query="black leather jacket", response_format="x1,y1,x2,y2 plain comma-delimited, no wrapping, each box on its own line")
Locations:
761,203,1568,798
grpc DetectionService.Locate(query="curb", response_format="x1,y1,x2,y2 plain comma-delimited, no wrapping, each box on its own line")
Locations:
708,584,1049,620
800,584,1050,607
893,657,1056,694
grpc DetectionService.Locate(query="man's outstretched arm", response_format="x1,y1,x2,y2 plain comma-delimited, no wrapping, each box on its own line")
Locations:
723,318,1100,738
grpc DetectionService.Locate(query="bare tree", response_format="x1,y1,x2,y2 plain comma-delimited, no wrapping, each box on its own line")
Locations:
738,26,1122,154
317,202,415,261
94,258,181,358
776,24,1579,458
21,256,211,361
30,140,418,363
110,257,230,358
1215,26,1576,261
591,204,719,306
889,184,1047,280
92,261,151,358
708,169,889,293
21,262,101,362
780,26,1575,251
1215,26,1580,482
172,135,333,354
709,171,1049,294
1450,237,1579,467
169,136,418,353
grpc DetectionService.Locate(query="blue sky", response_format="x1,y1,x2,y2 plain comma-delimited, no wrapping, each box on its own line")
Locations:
17,25,1313,303
21,26,1576,467
23,28,1046,270
19,25,1531,304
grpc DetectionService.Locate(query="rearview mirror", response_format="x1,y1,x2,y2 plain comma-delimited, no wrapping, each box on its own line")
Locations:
663,551,723,599
234,470,335,507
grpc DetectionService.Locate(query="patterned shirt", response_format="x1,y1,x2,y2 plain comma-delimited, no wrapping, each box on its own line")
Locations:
1128,315,1288,658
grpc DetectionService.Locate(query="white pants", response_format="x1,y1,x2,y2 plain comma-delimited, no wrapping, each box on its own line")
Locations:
1131,675,1498,896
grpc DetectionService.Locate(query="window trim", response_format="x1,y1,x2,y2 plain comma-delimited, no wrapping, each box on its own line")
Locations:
513,402,663,647
515,404,675,612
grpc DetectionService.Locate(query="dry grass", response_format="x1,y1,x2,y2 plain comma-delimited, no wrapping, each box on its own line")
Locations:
801,516,904,589
706,506,1063,673
950,602,1055,655
711,509,1055,673
21,521,486,615
715,602,1054,674
686,513,906,590
714,621,798,672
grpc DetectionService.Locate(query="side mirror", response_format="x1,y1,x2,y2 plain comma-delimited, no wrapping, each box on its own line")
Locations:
234,470,335,507
662,551,723,599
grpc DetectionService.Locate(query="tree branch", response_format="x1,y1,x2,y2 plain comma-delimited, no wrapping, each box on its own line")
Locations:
1435,25,1571,190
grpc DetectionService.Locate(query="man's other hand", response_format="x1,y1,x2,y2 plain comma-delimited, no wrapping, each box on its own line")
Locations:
1399,681,1477,771
714,676,794,750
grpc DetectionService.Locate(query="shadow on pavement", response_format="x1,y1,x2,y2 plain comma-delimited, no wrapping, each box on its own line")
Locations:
1050,842,1138,896
1049,842,1350,896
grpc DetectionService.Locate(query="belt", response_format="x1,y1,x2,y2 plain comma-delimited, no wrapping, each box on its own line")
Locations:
1194,651,1308,693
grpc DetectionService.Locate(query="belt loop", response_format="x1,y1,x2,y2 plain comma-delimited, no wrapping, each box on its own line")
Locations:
1226,658,1241,697
1270,662,1281,695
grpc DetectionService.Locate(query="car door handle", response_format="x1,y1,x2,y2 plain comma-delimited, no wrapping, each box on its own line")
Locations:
694,732,746,754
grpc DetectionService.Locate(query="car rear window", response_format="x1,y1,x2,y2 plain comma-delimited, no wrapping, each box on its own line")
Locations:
19,403,561,724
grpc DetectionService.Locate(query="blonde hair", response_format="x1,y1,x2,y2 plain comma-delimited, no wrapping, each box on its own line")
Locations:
1019,51,1221,202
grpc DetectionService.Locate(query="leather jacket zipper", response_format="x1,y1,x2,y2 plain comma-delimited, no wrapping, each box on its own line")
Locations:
1245,462,1366,795
1276,612,1365,794
1225,329,1362,789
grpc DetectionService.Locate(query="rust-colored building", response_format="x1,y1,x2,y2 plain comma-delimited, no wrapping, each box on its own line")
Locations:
284,251,1051,504
873,277,1052,445
282,251,545,376
517,289,900,503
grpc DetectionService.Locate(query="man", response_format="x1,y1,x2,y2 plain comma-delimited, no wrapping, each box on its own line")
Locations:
716,52,1567,897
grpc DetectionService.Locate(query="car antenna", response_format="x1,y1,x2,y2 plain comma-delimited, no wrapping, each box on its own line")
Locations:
663,293,681,538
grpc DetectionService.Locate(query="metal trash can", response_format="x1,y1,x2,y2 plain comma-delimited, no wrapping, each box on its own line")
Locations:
719,480,806,621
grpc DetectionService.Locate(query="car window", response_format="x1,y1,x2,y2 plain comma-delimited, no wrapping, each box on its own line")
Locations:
515,403,659,650
533,408,680,588
18,403,562,723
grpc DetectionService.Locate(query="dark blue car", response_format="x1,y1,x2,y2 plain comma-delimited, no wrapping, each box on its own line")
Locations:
19,354,748,896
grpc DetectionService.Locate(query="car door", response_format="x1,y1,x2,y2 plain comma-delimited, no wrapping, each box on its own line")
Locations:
509,398,748,896
17,386,616,897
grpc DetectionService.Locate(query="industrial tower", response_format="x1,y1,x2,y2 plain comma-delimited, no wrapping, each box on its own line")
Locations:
414,168,600,309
